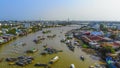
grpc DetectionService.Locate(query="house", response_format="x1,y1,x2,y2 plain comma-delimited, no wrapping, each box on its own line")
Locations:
101,42,120,49
2,35,11,42
88,35,103,42
2,28,8,34
113,41,120,49
89,41,100,49
23,23,31,28
102,37,113,42
81,36,92,43
4,34,16,40
92,23,100,30
0,37,5,44
104,32,112,37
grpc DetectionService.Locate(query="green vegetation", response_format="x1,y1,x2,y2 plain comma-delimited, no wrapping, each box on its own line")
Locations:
104,46,115,54
109,34,117,40
100,24,107,31
7,28,16,35
1,25,11,28
0,33,3,36
82,44,89,48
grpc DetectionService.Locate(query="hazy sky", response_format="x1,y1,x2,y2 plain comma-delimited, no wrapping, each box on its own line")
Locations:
0,0,120,21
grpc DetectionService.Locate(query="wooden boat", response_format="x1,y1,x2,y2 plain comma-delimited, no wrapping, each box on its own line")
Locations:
26,48,38,53
49,56,59,64
41,51,47,55
9,62,15,65
34,63,48,67
68,45,75,51
70,64,75,68
6,58,17,62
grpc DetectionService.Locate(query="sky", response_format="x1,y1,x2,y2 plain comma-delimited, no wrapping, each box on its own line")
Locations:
0,0,120,21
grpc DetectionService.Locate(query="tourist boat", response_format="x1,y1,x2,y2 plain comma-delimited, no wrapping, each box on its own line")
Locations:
70,64,75,68
49,56,59,64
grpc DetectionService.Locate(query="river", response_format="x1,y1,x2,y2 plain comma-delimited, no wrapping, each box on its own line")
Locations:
0,25,100,68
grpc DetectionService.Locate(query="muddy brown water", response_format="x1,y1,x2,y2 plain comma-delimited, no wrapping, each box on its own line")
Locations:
0,25,100,68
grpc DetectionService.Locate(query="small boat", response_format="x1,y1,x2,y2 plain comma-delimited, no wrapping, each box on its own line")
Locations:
68,45,75,51
26,48,38,53
57,50,63,52
41,51,47,55
22,43,26,46
43,44,47,48
70,64,75,68
49,56,59,64
6,58,17,62
89,65,95,68
9,62,15,65
34,63,48,67
80,56,85,61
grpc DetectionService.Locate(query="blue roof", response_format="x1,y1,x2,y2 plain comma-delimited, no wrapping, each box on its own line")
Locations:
90,31,103,36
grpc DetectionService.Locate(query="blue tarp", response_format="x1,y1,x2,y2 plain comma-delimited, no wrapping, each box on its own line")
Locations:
106,57,117,68
90,31,103,36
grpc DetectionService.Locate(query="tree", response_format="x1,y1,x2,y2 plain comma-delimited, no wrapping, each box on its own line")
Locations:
109,34,117,40
7,28,16,35
100,24,104,30
100,24,107,31
1,25,11,28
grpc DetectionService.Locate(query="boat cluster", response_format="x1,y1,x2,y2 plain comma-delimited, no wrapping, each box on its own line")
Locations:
47,34,56,38
33,36,45,44
61,38,75,51
41,46,63,55
34,56,59,68
6,56,34,66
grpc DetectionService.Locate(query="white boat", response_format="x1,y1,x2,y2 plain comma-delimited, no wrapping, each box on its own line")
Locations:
49,56,59,64
70,64,75,68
